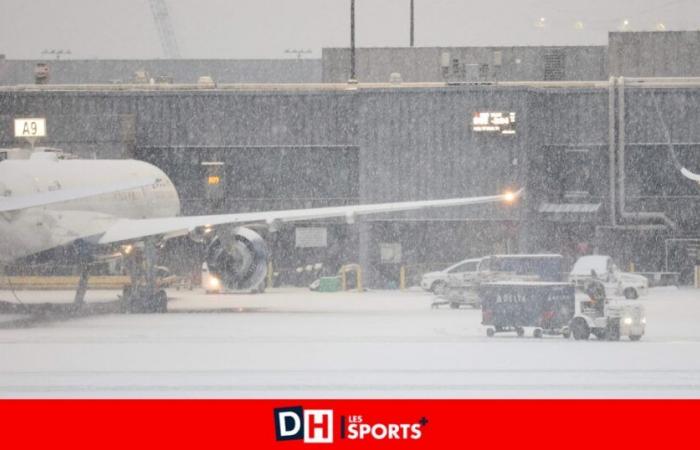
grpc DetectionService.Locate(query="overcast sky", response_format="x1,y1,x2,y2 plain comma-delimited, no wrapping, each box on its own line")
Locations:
1,0,699,59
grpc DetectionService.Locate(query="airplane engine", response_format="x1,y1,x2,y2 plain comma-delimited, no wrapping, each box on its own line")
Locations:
204,226,268,291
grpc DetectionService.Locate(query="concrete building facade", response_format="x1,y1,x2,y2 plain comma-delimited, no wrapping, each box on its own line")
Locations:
608,31,700,77
1,80,698,285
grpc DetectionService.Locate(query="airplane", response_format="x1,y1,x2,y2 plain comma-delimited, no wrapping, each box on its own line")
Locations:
681,167,700,183
0,151,522,313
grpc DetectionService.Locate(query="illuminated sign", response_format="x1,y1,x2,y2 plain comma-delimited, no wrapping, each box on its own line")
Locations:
472,112,516,135
14,118,46,138
207,175,220,185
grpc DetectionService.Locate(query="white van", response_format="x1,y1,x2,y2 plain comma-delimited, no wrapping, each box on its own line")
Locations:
569,255,648,299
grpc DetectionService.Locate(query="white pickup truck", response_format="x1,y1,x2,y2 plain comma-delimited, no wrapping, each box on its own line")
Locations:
569,255,648,300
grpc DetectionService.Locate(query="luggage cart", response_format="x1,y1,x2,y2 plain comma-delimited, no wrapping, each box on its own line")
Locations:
479,281,575,338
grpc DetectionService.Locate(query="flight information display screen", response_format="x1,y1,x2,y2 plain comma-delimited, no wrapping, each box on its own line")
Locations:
472,111,516,134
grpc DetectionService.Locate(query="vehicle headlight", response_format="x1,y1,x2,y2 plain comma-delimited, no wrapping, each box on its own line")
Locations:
209,276,221,290
641,317,647,324
623,317,633,325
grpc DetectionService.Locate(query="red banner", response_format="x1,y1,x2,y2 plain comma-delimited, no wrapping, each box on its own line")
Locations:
0,400,697,448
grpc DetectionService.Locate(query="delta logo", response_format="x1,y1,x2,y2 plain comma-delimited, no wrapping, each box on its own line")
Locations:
274,406,427,444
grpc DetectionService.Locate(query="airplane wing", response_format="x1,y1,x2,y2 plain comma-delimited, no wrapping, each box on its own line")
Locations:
0,178,159,213
681,167,700,182
98,189,523,245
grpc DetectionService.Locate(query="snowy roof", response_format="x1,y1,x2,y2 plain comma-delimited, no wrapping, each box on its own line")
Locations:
570,255,611,276
539,203,601,213
444,258,482,271
451,258,482,264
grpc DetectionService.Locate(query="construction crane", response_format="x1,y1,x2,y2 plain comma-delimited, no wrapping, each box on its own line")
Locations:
148,0,180,58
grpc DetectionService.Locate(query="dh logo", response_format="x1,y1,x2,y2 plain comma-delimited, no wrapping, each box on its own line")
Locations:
274,406,333,443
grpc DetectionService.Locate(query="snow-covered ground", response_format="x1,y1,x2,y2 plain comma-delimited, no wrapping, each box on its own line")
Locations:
0,286,698,398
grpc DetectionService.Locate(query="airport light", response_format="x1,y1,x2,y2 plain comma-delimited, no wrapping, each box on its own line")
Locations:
410,0,415,47
208,276,221,291
503,191,517,204
656,22,666,31
574,20,584,30
350,0,356,81
535,17,546,29
620,19,631,31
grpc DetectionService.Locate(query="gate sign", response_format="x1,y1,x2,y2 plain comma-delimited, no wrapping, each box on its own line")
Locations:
14,118,46,138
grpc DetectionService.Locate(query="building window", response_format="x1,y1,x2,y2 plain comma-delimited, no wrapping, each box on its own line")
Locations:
562,148,592,199
544,50,566,80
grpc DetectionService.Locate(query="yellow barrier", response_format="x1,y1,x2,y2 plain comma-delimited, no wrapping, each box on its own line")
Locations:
267,261,273,289
400,266,406,290
339,264,362,292
0,276,131,290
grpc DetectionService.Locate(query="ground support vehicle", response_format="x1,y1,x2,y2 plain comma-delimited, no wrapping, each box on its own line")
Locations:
433,273,538,309
479,280,646,341
433,254,565,309
479,282,575,338
569,280,646,341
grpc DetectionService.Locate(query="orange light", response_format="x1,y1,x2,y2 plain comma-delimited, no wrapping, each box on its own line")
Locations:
503,191,516,203
207,175,220,185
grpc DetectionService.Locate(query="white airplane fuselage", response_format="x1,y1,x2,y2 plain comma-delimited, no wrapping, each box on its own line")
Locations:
0,159,180,263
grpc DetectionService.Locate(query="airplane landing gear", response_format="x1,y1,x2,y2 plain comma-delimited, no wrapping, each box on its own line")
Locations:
72,264,90,310
72,240,93,311
122,239,168,313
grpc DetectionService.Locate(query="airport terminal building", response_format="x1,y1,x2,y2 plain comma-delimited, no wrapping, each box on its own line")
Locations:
1,32,699,286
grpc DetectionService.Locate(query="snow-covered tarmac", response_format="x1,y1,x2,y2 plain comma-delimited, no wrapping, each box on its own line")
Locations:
0,286,698,398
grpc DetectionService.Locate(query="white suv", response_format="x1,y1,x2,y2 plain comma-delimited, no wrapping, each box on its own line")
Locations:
421,258,481,294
